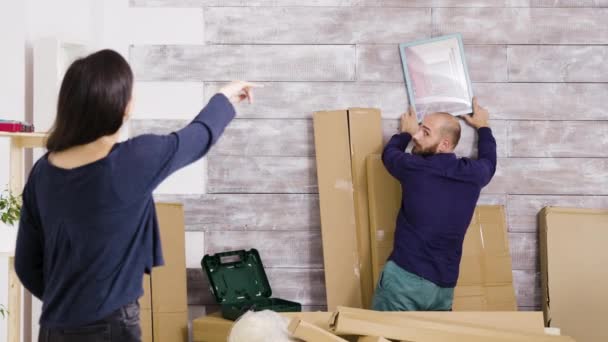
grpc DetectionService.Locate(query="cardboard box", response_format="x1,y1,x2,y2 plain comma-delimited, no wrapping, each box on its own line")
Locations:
366,155,517,310
139,275,152,342
330,307,574,342
153,202,188,313
192,310,546,342
366,154,401,286
313,109,383,310
192,314,233,342
140,274,152,310
153,311,189,342
137,203,188,342
539,207,608,342
358,336,390,342
455,206,517,310
140,309,153,342
348,108,384,308
289,318,349,342
313,110,363,310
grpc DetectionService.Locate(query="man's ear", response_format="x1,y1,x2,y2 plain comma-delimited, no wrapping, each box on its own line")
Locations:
438,138,452,153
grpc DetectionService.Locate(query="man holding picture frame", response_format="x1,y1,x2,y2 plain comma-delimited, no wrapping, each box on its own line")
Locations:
372,34,498,311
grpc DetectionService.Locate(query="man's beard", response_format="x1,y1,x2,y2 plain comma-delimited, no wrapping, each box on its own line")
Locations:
412,142,440,157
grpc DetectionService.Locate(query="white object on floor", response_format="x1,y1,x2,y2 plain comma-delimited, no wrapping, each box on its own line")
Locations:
545,327,561,336
228,310,298,342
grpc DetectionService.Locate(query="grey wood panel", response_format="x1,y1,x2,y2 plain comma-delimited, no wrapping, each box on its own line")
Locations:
359,0,608,6
131,0,356,6
506,195,608,232
131,0,608,7
207,156,317,193
477,194,508,205
214,119,313,156
132,0,352,5
473,83,608,120
204,82,408,119
154,193,320,231
187,268,326,305
130,45,356,82
357,45,507,83
381,119,508,158
508,45,608,82
508,121,608,158
509,232,538,270
460,45,508,83
205,7,431,44
513,270,541,309
433,8,608,44
131,119,314,156
484,158,608,195
523,0,608,7
204,231,323,268
355,0,513,5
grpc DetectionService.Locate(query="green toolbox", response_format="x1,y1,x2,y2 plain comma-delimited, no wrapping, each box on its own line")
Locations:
201,249,302,321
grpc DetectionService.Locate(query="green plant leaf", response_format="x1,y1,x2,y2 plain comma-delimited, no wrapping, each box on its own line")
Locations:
0,187,21,226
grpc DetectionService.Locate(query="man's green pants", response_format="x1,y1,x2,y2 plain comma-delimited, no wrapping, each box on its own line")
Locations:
372,260,454,311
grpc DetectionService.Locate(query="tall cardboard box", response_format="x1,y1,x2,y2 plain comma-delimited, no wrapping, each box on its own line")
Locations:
366,155,517,310
138,203,188,342
539,207,608,342
152,203,188,341
313,109,383,310
153,203,188,314
314,110,362,310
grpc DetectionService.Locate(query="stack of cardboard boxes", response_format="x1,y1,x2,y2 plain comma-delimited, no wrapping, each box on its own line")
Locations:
191,108,552,341
313,108,517,311
139,203,189,342
191,108,606,342
193,308,573,341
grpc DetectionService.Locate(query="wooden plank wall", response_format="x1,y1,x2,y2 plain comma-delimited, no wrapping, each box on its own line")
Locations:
129,0,608,314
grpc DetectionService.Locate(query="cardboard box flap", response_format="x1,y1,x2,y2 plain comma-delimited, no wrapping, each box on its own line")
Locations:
366,154,401,286
347,108,384,308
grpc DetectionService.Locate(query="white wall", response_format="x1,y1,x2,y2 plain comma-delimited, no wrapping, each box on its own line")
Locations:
0,1,26,190
1,1,96,340
1,1,208,340
0,1,26,338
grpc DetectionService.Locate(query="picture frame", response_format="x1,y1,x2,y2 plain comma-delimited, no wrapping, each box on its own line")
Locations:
399,33,474,122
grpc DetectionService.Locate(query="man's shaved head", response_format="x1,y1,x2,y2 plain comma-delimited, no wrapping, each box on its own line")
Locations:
429,112,461,149
412,112,461,156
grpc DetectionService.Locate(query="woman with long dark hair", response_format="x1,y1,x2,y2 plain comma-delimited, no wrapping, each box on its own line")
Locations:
14,49,258,342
